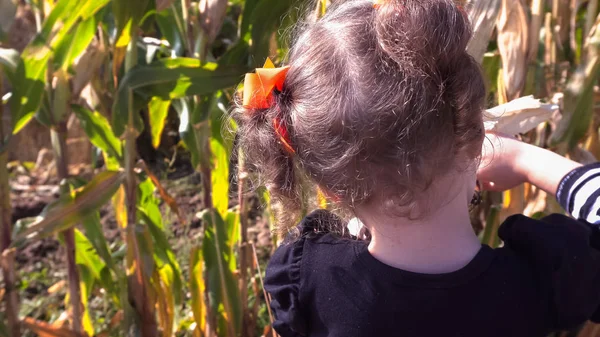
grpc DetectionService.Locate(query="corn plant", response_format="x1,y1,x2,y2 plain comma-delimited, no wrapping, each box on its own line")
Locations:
1,0,600,336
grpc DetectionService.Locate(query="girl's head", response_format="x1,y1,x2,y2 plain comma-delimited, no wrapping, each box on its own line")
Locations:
234,0,486,231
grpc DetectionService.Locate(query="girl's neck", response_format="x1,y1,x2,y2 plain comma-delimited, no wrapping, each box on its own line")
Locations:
358,173,481,274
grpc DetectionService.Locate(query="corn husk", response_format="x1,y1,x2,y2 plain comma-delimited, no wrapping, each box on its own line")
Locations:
484,95,558,135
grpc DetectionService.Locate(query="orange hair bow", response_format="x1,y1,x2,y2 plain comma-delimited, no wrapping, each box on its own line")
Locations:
243,58,295,155
243,58,290,110
373,0,385,8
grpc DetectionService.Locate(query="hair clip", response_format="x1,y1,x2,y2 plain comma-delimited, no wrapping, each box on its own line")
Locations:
273,117,296,155
243,58,290,110
373,0,385,9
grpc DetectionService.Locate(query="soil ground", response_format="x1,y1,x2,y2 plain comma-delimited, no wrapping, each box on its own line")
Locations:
8,152,273,335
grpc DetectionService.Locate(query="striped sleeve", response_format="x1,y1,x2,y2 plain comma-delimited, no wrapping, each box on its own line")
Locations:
556,162,600,225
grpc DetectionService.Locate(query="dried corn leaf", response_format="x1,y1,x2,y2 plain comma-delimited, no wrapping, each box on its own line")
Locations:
72,40,106,97
551,13,600,148
466,0,502,63
496,0,529,100
523,184,547,217
198,0,228,44
21,317,80,337
484,95,558,135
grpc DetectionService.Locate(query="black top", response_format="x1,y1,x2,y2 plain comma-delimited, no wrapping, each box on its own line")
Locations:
264,163,600,337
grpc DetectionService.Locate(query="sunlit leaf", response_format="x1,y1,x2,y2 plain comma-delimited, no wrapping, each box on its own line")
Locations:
211,137,229,217
9,53,50,134
190,246,207,335
112,185,128,229
72,105,123,160
77,262,95,336
113,0,152,48
148,97,171,149
53,16,97,70
112,58,246,137
201,209,242,336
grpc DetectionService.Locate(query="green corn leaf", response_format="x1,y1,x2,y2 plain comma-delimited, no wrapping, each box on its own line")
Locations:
81,212,116,271
218,41,251,68
14,171,125,242
77,263,95,337
112,58,245,137
211,136,229,218
174,98,202,169
27,0,109,57
74,227,119,302
250,0,303,64
482,52,501,95
10,0,109,133
201,209,242,336
113,0,153,49
155,3,187,55
33,0,78,47
72,105,123,160
53,16,98,70
9,53,50,134
137,178,183,304
148,97,171,149
210,95,233,218
224,210,240,272
240,0,261,40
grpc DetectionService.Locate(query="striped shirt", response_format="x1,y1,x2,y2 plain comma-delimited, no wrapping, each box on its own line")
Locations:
557,163,600,225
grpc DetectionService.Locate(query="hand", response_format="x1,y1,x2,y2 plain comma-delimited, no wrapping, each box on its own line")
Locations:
476,133,528,192
477,132,582,195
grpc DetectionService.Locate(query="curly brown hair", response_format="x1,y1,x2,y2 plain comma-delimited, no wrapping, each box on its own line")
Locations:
232,0,486,233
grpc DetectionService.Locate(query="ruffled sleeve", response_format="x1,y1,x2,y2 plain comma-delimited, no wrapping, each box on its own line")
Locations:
264,237,307,337
498,214,600,330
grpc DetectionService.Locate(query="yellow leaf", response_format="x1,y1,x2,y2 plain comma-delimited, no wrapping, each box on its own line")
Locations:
112,186,127,230
190,247,207,335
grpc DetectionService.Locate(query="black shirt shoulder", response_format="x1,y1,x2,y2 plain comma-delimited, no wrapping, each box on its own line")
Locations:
264,210,600,337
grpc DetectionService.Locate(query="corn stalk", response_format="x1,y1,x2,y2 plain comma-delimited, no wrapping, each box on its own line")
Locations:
124,37,159,337
0,67,19,337
47,66,85,335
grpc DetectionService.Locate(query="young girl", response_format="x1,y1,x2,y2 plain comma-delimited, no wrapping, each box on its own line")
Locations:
233,0,600,336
